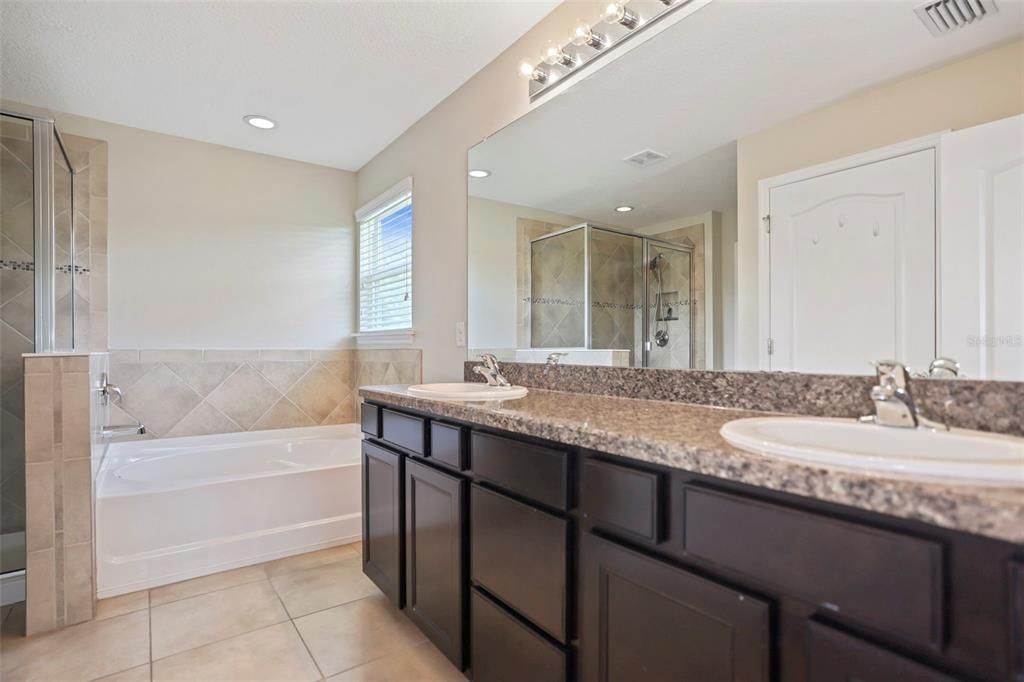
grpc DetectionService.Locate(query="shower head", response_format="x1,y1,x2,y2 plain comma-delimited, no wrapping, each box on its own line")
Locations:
649,253,665,271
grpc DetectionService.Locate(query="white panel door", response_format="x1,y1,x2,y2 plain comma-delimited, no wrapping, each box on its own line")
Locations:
939,114,1024,380
768,150,936,374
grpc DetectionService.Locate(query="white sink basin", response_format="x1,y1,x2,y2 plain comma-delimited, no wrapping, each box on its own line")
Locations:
721,417,1024,487
407,382,528,401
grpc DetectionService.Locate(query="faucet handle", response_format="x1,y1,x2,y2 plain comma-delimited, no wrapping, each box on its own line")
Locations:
927,357,960,378
873,360,910,389
479,353,500,370
546,352,568,366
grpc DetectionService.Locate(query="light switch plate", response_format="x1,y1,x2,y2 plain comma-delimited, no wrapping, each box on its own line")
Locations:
455,321,466,347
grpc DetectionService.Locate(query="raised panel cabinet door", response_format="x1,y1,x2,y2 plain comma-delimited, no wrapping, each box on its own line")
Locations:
362,441,403,607
405,458,466,669
581,533,770,682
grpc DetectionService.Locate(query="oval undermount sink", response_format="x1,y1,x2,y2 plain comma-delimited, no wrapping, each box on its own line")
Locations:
721,417,1024,487
407,382,528,401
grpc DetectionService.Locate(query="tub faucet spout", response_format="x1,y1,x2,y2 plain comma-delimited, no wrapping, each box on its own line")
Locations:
102,424,147,438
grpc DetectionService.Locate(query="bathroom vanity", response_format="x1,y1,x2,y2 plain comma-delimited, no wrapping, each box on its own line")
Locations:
359,386,1024,682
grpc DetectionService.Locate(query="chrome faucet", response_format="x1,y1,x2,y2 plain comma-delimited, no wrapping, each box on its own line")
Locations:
859,361,947,431
473,353,511,387
546,352,568,367
98,373,123,406
101,424,147,438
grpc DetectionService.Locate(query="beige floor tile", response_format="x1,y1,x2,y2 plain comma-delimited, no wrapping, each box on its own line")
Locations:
95,590,149,621
293,594,426,676
0,609,149,682
151,579,288,659
149,563,266,606
91,664,151,682
152,622,320,682
270,556,380,617
327,640,464,682
263,543,360,578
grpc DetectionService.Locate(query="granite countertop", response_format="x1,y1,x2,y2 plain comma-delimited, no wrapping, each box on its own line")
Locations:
359,385,1024,545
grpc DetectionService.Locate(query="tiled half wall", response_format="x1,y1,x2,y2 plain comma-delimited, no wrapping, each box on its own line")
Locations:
108,349,421,439
23,354,95,635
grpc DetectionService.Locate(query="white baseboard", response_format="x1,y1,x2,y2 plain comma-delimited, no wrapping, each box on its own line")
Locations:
1,570,25,607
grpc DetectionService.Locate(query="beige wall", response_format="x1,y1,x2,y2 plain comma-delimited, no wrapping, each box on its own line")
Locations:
52,113,357,351
356,2,605,382
734,39,1024,369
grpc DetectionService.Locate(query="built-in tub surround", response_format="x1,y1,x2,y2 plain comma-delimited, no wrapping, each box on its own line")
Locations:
465,361,1024,438
109,348,421,438
22,353,104,635
360,385,1024,544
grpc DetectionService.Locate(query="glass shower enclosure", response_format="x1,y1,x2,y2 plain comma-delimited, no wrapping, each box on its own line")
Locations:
1,106,81,584
528,223,694,369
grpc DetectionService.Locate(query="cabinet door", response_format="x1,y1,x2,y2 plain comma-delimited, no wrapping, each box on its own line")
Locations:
581,533,770,682
405,458,466,669
362,441,403,607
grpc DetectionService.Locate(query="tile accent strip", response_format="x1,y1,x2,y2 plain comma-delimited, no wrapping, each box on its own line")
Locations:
23,354,94,635
110,348,421,439
464,361,1024,437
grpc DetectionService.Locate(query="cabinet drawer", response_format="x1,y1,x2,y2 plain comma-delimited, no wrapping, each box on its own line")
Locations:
470,431,568,510
471,589,565,682
683,486,944,649
429,422,465,471
381,408,426,454
360,403,380,438
582,458,664,544
471,484,568,642
806,621,957,681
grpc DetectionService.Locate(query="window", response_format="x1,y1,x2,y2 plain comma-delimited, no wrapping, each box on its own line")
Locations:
357,178,413,334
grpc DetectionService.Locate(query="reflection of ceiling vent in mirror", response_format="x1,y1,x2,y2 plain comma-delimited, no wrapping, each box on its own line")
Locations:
623,149,668,168
915,0,997,36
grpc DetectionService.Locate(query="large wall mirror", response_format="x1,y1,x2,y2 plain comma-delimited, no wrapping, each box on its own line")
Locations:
468,0,1023,379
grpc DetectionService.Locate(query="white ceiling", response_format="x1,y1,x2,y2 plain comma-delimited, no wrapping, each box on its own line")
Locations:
0,0,559,171
469,0,1024,230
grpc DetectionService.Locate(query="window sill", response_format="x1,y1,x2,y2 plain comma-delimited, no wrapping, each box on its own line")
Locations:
354,329,417,347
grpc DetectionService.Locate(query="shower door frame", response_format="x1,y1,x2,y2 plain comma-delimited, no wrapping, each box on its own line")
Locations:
642,238,696,370
1,105,72,352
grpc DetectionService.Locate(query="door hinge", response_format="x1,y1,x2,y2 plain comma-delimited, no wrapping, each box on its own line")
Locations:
762,214,771,234
767,338,775,355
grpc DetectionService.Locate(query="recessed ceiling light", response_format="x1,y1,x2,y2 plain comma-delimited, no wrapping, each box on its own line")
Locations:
244,115,276,130
615,205,634,213
468,169,491,178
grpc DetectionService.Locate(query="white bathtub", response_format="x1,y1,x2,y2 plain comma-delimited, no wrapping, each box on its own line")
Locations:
96,424,362,598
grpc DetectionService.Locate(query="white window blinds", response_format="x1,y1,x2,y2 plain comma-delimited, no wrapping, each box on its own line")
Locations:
357,179,413,333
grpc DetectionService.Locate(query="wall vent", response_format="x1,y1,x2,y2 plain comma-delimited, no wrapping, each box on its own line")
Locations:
623,149,669,168
915,0,997,36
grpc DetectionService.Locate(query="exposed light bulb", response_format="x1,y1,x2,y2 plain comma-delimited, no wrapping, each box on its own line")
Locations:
542,41,576,68
518,60,547,84
570,22,607,49
602,1,640,28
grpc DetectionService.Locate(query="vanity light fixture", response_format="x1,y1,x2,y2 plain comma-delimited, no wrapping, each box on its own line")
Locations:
468,169,491,178
602,2,641,29
615,205,634,213
243,115,276,130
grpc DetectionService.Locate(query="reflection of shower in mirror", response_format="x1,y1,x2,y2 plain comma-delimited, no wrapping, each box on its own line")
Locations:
649,254,670,348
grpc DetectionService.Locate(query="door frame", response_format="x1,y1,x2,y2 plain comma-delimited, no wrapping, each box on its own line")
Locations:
756,132,945,370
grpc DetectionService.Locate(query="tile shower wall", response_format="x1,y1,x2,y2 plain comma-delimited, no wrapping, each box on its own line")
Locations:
108,349,421,439
23,354,96,635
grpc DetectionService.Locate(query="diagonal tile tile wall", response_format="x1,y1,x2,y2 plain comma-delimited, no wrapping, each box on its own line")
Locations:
108,349,421,439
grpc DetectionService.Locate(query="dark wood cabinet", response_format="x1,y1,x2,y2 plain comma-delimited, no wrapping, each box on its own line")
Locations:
805,620,957,682
361,401,1020,682
581,532,771,682
404,458,466,669
361,440,403,607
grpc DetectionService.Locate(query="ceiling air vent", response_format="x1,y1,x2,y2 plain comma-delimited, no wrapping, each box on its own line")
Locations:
623,149,668,168
915,0,997,36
